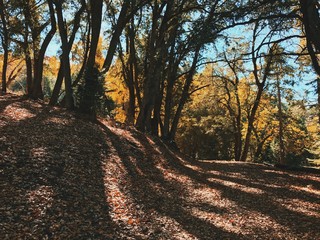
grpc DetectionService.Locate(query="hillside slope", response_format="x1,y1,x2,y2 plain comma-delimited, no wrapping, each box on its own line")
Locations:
0,94,320,240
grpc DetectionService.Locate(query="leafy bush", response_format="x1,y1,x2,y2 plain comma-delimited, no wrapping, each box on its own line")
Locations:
75,67,114,118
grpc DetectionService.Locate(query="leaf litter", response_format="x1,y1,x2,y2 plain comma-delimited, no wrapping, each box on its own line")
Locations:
0,94,320,239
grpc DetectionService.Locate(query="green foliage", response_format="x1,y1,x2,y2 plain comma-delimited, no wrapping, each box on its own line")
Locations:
262,140,311,166
76,67,114,118
43,77,54,99
9,77,26,94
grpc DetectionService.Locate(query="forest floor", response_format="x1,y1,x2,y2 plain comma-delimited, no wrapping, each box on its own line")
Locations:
0,94,320,240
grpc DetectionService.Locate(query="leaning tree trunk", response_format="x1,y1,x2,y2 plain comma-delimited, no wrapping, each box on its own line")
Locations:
49,62,64,105
55,1,74,109
49,1,86,106
169,46,200,140
101,1,130,74
32,0,56,99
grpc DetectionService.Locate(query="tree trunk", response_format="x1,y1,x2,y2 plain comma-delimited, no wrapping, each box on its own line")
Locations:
1,39,8,94
318,78,320,124
0,0,8,93
234,106,242,161
126,20,140,124
240,24,275,161
49,61,64,105
118,26,136,125
22,18,33,95
234,121,242,161
169,46,200,140
300,0,320,123
240,89,262,162
32,0,56,99
50,1,87,106
276,75,286,164
79,0,103,118
101,1,130,74
25,46,33,95
136,2,173,132
300,0,320,51
163,37,179,139
135,3,160,131
135,63,160,131
22,2,33,96
55,2,74,109
151,77,165,136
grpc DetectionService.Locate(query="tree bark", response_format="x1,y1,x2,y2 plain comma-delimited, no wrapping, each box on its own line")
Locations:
300,0,320,123
169,46,200,140
49,0,86,106
240,23,275,161
49,61,64,105
117,24,136,125
32,0,56,99
0,0,8,93
223,54,243,161
79,0,103,118
101,1,130,74
22,2,33,95
276,75,286,164
135,3,161,131
162,31,180,139
55,1,74,109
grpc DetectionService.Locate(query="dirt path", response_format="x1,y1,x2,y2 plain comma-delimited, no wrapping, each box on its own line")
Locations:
1,95,320,239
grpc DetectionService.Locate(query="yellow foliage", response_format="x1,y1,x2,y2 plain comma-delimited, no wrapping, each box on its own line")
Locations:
105,59,128,123
44,56,60,78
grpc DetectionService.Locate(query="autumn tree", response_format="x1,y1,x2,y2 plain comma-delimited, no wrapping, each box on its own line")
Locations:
4,0,57,98
211,47,247,161
240,21,284,161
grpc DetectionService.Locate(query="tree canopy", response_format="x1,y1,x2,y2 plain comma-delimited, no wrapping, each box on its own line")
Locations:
0,0,319,164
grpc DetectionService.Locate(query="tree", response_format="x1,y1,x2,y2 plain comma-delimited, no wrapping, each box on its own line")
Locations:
212,48,246,161
299,0,320,123
51,0,86,109
267,44,295,164
31,0,56,100
240,22,279,161
0,0,9,93
78,0,103,117
5,0,57,98
49,0,87,106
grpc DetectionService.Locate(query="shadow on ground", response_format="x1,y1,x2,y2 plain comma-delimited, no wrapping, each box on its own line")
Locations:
100,122,320,239
1,95,319,240
0,96,116,239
